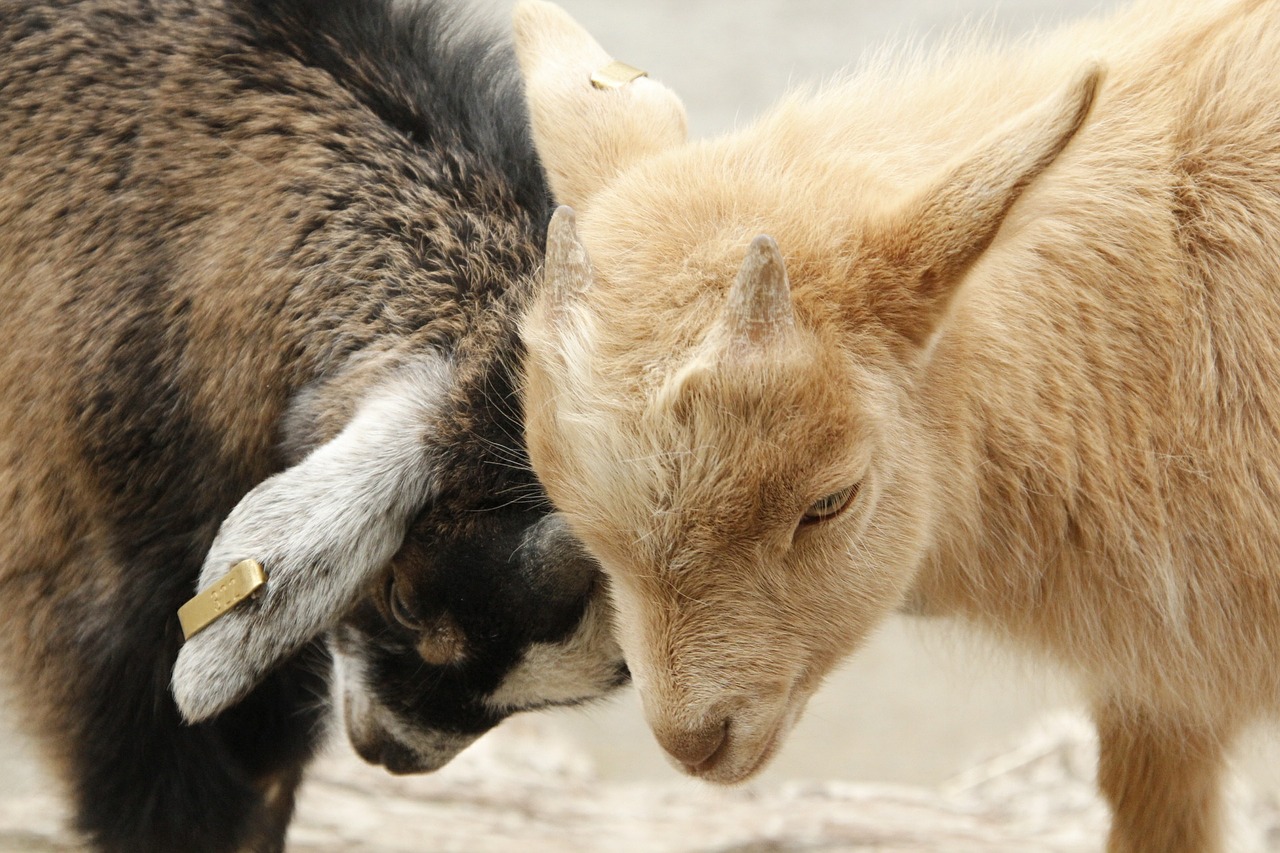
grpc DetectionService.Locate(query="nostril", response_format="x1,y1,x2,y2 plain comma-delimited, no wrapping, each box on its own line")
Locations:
657,718,729,768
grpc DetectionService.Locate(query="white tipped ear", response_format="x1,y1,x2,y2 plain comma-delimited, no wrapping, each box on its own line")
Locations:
170,359,451,723
513,0,687,208
720,235,795,348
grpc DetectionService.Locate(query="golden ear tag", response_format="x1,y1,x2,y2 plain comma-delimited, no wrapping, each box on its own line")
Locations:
590,60,648,90
178,559,268,641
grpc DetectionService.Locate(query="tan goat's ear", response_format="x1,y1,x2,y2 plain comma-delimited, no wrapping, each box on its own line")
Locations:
868,64,1104,346
716,235,796,350
513,0,687,209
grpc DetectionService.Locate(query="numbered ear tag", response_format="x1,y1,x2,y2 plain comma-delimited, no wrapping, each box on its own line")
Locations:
590,60,648,90
178,559,268,640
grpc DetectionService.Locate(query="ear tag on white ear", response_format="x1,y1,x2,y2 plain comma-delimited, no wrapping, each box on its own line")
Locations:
178,559,268,641
590,60,647,90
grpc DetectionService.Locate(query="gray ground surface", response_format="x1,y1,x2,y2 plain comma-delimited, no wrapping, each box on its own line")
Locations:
5,0,1280,848
3,713,1277,852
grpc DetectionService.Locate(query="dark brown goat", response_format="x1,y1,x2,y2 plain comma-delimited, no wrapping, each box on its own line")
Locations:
0,1,625,850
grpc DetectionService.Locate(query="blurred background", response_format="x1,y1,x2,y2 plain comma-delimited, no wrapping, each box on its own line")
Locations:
5,0,1279,823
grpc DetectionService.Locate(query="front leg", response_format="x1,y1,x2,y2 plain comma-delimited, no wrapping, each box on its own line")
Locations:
1094,702,1233,853
239,765,306,853
217,644,331,853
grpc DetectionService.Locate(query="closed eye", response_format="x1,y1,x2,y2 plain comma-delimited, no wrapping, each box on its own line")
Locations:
385,576,426,632
800,483,860,525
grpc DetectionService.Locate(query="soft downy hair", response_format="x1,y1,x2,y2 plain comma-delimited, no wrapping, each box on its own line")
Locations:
513,1,1280,851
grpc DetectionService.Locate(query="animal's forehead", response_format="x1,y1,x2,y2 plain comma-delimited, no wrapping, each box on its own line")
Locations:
561,235,878,390
661,413,849,505
566,382,864,560
573,135,894,275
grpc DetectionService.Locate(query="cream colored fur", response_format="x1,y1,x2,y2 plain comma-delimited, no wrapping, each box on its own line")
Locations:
515,1,1280,850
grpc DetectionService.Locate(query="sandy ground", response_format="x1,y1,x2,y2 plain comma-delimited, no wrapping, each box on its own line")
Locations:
5,0,1280,841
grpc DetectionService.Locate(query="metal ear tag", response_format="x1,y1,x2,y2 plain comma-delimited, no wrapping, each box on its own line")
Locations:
178,559,268,641
590,60,648,90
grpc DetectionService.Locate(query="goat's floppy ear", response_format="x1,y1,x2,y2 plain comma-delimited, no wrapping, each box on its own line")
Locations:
170,360,450,723
867,64,1104,346
513,0,687,209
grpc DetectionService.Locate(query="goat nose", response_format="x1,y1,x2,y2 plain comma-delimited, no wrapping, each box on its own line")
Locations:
654,718,729,769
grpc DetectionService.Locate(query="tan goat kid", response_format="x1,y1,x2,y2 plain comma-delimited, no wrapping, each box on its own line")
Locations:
514,0,1280,849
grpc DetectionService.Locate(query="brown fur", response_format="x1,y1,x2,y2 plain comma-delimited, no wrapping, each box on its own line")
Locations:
515,0,1280,849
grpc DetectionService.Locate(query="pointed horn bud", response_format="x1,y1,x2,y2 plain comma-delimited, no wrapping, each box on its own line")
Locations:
723,234,794,346
545,205,593,310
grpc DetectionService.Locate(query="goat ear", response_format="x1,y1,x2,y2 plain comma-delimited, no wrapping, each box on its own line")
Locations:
868,65,1103,346
513,0,687,209
170,361,450,723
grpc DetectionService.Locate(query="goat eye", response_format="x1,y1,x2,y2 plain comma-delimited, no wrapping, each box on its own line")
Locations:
801,483,860,525
385,577,425,631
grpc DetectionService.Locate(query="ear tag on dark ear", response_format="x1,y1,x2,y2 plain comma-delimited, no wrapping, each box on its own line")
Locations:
177,559,268,641
590,60,647,90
